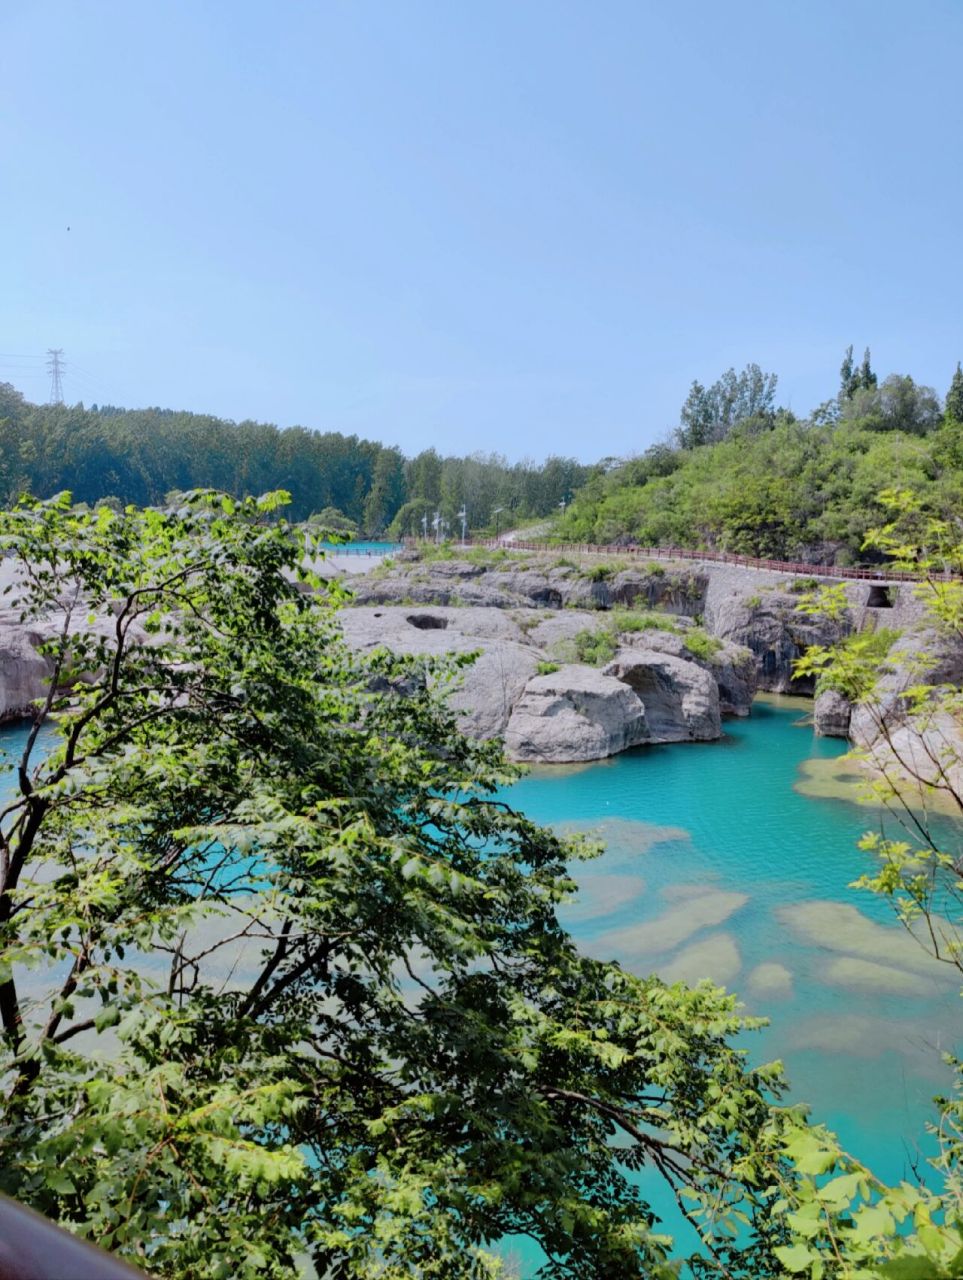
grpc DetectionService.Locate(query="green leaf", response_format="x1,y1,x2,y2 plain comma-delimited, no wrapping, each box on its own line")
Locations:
773,1243,816,1273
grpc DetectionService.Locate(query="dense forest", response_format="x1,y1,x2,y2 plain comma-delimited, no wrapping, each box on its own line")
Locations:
4,350,963,562
0,383,588,534
557,352,963,564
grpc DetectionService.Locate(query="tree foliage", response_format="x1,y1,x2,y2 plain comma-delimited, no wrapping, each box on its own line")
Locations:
2,494,962,1276
791,489,963,1277
0,387,587,533
946,363,963,425
0,491,844,1278
676,363,779,449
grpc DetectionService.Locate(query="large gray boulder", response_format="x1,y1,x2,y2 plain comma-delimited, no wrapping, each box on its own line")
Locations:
337,606,539,740
504,666,649,763
603,649,721,741
849,627,963,750
845,626,963,794
0,627,52,723
814,689,852,738
619,629,756,716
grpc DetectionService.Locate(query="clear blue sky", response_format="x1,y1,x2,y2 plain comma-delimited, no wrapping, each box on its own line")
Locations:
2,1,961,461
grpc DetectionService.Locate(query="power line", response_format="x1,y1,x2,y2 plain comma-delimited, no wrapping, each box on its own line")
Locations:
46,348,65,404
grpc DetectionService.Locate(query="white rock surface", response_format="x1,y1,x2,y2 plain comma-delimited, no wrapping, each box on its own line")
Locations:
504,665,649,763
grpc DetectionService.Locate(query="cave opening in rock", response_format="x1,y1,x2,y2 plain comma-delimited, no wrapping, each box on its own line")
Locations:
405,614,449,630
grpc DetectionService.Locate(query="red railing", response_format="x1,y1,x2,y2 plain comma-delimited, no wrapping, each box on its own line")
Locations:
0,1195,148,1278
405,538,938,583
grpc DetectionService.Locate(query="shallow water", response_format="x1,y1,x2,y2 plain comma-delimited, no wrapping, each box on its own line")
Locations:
3,700,959,1273
494,696,960,1272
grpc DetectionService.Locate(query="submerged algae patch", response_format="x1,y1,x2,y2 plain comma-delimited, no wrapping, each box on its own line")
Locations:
553,817,691,855
747,962,793,998
796,754,962,818
596,890,749,960
660,932,741,987
776,900,950,981
557,872,647,923
821,956,935,997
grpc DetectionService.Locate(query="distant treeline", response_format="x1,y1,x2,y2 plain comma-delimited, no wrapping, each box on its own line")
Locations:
0,385,589,533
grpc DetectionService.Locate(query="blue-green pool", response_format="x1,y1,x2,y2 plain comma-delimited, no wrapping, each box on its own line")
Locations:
494,696,959,1271
319,540,402,554
3,698,958,1271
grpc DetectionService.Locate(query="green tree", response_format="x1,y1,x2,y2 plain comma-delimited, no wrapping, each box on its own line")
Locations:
306,505,359,536
0,490,850,1279
839,344,858,400
361,447,406,534
859,346,877,391
676,364,778,449
387,496,434,539
791,491,963,1276
946,361,963,423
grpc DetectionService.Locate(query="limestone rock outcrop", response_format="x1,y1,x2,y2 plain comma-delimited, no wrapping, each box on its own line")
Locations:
813,689,852,738
504,666,649,763
351,558,707,614
335,605,750,762
707,589,852,694
337,607,539,741
603,649,721,741
619,629,756,716
0,629,53,723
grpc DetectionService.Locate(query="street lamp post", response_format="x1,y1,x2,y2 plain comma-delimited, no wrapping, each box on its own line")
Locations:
458,505,467,545
492,506,504,541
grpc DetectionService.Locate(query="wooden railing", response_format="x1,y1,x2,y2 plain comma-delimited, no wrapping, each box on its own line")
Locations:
0,1195,148,1279
405,538,936,583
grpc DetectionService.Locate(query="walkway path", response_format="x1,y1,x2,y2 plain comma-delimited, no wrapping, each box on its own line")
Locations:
447,537,938,585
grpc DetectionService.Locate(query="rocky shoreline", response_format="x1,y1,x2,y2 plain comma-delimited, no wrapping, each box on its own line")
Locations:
1,548,953,773
336,549,925,762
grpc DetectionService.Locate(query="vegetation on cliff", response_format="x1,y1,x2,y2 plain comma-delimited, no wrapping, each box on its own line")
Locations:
556,354,963,563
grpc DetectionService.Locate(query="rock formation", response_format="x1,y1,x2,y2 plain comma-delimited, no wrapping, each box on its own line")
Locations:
813,689,852,738
504,666,649,763
602,650,721,741
337,605,752,763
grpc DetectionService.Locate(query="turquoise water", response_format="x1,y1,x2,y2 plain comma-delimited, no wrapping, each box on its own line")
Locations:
318,540,401,554
494,697,960,1272
4,701,959,1271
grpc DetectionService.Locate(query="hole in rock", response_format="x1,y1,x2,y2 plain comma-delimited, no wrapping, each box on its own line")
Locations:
406,614,449,630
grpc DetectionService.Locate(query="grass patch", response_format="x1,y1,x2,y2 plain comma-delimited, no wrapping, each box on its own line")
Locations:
551,628,620,667
612,609,681,636
683,629,724,662
536,660,560,676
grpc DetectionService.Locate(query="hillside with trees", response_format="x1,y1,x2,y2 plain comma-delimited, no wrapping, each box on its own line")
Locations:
0,385,587,534
557,352,963,564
